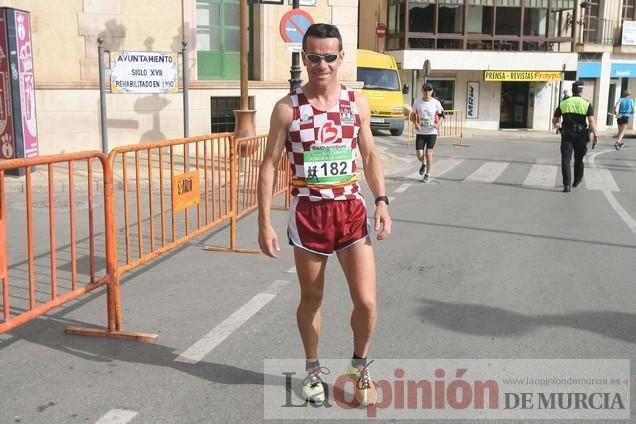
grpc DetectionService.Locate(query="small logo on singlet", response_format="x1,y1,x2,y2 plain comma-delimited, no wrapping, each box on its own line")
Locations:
319,121,339,144
340,106,354,125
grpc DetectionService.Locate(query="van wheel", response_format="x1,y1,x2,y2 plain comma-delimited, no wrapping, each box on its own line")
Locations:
390,128,403,136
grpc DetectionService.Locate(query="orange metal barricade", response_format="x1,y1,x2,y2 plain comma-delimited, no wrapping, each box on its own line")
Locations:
0,152,153,340
0,133,291,338
234,135,290,220
407,110,465,146
107,133,254,274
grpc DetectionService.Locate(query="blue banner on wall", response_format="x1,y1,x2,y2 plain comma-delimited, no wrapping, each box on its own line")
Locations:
578,62,601,78
611,63,636,78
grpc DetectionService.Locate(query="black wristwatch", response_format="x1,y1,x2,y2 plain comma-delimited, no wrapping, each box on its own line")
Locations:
375,195,390,206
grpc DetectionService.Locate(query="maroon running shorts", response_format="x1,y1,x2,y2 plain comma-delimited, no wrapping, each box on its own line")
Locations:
287,197,369,256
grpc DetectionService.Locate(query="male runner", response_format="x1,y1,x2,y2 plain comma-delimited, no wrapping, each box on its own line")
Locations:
412,81,444,183
257,23,391,406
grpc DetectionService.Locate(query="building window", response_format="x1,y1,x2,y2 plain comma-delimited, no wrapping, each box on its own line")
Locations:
523,6,547,36
495,6,521,35
623,0,635,21
388,0,406,34
210,97,254,133
548,7,570,38
409,2,435,33
582,0,600,42
439,2,464,34
467,5,494,35
197,0,241,80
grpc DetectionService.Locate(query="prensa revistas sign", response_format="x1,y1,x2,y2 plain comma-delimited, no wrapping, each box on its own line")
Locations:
110,51,178,94
484,71,562,81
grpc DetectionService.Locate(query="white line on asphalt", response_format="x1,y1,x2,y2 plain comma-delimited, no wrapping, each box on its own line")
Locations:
582,168,620,191
287,266,296,274
429,158,464,177
94,409,138,424
175,280,290,364
406,159,463,181
602,191,636,234
395,183,412,193
588,150,636,236
464,161,509,183
523,164,558,187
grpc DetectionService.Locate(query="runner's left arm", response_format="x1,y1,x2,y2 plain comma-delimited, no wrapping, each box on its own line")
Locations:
436,101,445,128
355,91,392,240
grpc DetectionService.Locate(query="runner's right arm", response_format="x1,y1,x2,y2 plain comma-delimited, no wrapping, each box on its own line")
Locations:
411,101,421,131
257,97,293,258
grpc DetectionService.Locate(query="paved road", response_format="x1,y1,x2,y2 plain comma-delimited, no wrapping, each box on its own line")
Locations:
1,131,635,423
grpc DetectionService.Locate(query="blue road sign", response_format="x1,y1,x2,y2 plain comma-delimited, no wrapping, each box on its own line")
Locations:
279,9,314,44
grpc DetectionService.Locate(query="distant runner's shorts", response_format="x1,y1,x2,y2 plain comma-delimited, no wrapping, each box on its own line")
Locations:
617,116,630,125
288,197,370,256
416,134,437,150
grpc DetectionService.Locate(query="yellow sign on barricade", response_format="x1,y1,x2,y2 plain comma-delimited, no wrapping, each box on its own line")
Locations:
407,110,465,147
172,170,200,212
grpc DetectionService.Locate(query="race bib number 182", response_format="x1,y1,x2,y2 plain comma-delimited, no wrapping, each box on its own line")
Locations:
304,147,353,185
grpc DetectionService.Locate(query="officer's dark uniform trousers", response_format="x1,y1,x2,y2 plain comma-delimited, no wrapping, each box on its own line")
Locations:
560,129,587,186
558,96,591,186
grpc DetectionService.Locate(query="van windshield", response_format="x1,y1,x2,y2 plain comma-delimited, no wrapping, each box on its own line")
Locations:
357,67,400,91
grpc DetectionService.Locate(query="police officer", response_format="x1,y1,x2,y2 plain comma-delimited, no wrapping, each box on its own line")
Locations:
552,80,599,192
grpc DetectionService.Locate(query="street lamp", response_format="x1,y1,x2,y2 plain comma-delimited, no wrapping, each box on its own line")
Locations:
289,0,302,92
234,0,256,139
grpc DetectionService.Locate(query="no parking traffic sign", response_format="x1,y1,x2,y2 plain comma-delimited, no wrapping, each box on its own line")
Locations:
279,9,314,52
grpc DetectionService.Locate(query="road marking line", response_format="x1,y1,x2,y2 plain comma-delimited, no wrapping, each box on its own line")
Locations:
464,161,509,183
406,159,463,181
395,183,412,193
94,409,138,424
523,164,558,187
602,190,636,234
430,158,464,177
287,266,296,274
175,280,290,364
583,168,620,191
588,151,636,236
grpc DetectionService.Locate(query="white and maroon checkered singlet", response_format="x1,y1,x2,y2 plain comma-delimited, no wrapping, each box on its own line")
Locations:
286,85,362,201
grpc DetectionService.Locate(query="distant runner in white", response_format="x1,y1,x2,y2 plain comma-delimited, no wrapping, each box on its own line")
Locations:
412,81,444,183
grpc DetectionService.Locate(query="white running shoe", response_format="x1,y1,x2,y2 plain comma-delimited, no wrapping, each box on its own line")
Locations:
346,360,377,406
303,367,327,403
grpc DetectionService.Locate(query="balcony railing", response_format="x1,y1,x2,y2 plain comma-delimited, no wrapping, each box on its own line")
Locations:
581,18,619,45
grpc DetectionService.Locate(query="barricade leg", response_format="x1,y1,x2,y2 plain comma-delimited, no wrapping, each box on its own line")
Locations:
64,169,157,341
203,135,260,254
0,152,157,341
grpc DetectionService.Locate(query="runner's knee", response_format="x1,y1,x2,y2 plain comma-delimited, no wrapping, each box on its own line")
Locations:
299,287,324,309
353,296,377,316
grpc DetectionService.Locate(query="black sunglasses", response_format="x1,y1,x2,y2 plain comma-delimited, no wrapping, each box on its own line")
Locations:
302,51,339,64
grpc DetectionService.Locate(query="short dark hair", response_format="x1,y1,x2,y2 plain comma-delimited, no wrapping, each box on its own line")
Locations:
302,23,343,51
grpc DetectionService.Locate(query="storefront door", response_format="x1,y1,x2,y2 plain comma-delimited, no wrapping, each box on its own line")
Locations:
500,82,529,128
